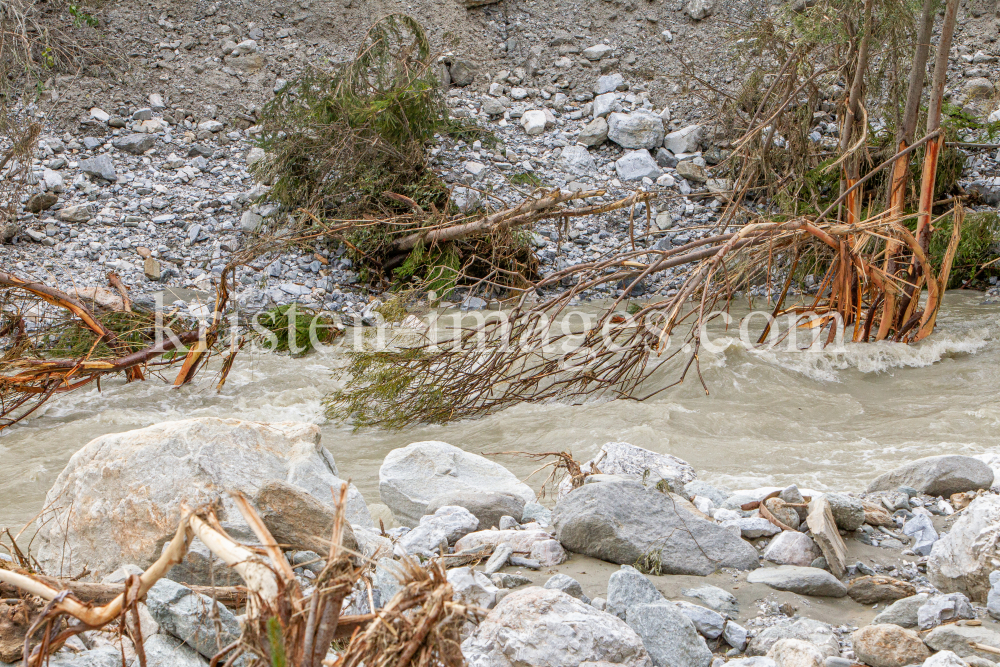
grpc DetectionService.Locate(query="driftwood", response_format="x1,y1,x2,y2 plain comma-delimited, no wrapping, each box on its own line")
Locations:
0,579,246,608
0,485,476,667
0,267,236,431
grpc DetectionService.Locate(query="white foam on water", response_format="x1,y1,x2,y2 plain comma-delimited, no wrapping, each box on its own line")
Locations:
701,329,992,382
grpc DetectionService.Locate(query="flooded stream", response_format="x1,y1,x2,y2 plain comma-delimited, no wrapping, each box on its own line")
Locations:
2,291,998,530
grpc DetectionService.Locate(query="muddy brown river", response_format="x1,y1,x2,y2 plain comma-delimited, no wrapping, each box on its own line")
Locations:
2,291,998,531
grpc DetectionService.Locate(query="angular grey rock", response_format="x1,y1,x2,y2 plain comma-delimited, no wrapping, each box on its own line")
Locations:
924,624,1000,660
553,480,759,575
395,505,479,557
924,651,976,667
607,564,663,619
867,455,993,497
903,512,939,556
79,155,117,182
684,0,715,20
448,566,498,608
615,150,661,181
685,481,730,507
724,659,776,667
373,557,404,604
724,620,748,651
560,442,695,498
449,60,476,87
824,493,865,531
764,531,823,567
989,570,1000,620
557,144,597,176
521,502,551,526
747,618,841,658
582,44,613,61
543,574,590,603
595,73,627,95
113,134,155,155
872,593,929,628
380,441,535,527
673,601,725,639
578,117,609,146
593,92,618,118
917,593,975,630
57,203,91,222
425,490,525,531
929,495,1000,602
747,566,847,597
607,112,665,150
144,578,240,659
722,517,781,539
681,584,739,618
255,480,361,557
626,602,712,667
143,634,209,667
35,418,370,580
47,647,123,667
663,125,702,154
462,587,652,667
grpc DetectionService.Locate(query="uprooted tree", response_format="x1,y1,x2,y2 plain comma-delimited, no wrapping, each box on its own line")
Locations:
0,486,475,667
324,0,996,428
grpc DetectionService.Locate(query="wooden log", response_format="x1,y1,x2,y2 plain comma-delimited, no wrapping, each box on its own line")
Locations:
0,578,248,608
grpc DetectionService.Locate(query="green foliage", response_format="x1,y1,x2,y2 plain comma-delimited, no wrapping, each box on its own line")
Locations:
43,310,180,359
267,617,286,667
915,211,1000,289
254,14,452,218
69,5,99,27
393,241,461,297
324,349,450,429
509,171,543,188
375,295,408,322
254,304,341,355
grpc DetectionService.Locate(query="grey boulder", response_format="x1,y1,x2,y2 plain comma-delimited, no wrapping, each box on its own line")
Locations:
79,155,117,182
543,573,590,603
747,566,847,597
557,144,597,176
395,505,479,557
462,587,652,667
681,584,739,618
143,634,209,667
626,602,712,667
824,493,866,531
747,618,841,658
35,418,370,581
144,578,240,660
379,441,535,527
872,593,929,628
578,117,609,146
923,624,1000,660
867,455,993,497
46,647,123,667
928,494,1000,602
553,480,759,575
607,112,665,150
425,490,525,529
113,134,155,155
607,564,664,619
615,150,661,181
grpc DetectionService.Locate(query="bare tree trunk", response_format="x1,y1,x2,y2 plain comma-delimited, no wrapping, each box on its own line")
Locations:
878,0,939,340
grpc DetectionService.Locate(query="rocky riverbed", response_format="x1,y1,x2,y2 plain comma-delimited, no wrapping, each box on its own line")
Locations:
7,417,1000,667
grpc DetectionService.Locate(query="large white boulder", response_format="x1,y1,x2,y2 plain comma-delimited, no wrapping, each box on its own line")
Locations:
379,441,536,526
928,495,1000,602
35,418,370,579
558,441,696,498
607,111,665,150
462,587,652,667
663,124,703,154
